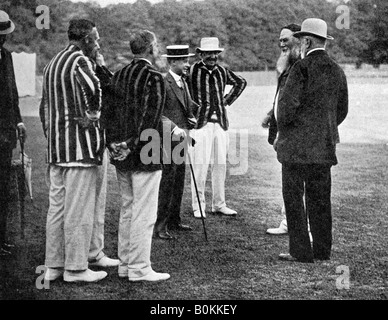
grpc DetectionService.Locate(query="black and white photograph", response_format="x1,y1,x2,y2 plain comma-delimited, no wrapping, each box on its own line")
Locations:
0,0,387,309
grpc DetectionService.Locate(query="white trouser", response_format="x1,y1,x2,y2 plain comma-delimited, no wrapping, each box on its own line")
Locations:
116,169,162,278
189,123,229,213
45,165,97,271
88,149,108,262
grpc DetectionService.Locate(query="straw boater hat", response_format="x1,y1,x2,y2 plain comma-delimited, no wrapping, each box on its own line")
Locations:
196,37,224,53
0,10,15,35
162,45,195,58
293,18,334,40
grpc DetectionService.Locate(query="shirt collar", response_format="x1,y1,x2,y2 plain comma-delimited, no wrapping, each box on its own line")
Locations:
307,48,325,56
169,69,182,83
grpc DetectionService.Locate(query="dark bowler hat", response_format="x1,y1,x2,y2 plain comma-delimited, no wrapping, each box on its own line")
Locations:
162,45,195,58
0,10,15,35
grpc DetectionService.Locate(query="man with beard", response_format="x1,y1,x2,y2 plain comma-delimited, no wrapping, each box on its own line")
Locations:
0,10,27,256
262,24,301,235
188,37,246,219
40,19,107,282
276,18,348,262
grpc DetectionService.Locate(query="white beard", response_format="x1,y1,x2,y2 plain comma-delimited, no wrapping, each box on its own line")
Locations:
276,46,301,75
276,51,290,75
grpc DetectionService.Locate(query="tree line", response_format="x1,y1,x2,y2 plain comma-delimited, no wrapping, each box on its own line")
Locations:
1,0,387,73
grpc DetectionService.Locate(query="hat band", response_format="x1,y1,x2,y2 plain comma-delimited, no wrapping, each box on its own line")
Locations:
167,48,190,56
0,21,11,31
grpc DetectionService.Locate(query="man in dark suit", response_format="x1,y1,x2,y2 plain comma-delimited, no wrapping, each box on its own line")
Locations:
0,11,27,256
154,45,197,240
276,18,348,263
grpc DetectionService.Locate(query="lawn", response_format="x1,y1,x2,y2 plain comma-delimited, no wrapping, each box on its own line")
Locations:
1,73,387,303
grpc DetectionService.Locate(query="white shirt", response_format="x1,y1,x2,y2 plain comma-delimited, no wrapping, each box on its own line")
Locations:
169,69,183,88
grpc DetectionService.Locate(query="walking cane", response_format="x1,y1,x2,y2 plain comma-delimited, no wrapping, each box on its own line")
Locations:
187,138,208,242
20,139,25,240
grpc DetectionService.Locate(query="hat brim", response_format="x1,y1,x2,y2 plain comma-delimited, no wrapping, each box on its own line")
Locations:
196,48,224,53
0,20,15,35
293,31,334,40
161,53,196,58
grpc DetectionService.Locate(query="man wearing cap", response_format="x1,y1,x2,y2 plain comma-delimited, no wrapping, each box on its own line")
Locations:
276,18,348,263
154,45,198,240
0,10,27,257
188,37,246,218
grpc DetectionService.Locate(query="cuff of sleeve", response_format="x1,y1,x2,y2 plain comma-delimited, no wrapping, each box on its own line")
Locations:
17,122,24,127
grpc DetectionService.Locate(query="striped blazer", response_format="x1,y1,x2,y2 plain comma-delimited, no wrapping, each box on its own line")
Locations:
188,60,247,130
105,59,166,172
39,44,104,165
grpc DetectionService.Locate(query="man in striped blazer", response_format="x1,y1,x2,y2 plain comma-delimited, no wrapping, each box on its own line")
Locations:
188,37,247,218
105,30,170,282
40,19,107,283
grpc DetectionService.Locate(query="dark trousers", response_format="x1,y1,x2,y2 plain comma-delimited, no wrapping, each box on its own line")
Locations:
0,142,12,247
155,160,186,233
282,163,333,261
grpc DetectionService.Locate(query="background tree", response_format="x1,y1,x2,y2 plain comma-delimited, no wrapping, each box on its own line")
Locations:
2,0,386,72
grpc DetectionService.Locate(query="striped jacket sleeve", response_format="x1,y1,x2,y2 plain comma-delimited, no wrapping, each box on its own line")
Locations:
74,57,102,119
223,68,247,106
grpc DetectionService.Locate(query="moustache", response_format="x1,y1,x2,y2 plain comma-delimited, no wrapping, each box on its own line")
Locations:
205,57,217,62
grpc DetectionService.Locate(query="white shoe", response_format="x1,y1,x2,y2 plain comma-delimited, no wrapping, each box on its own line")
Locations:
212,207,237,216
194,210,206,219
89,256,120,267
266,219,288,235
128,270,170,282
64,269,107,283
44,267,64,281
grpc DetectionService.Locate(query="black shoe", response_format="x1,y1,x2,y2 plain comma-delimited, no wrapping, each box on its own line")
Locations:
154,231,175,240
169,223,193,231
278,253,313,263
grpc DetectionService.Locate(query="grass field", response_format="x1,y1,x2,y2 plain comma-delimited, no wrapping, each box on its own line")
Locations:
1,71,387,303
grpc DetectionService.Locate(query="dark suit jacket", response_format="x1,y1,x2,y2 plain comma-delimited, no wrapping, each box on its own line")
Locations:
276,50,348,165
163,72,197,132
160,72,198,163
267,66,293,145
0,47,22,149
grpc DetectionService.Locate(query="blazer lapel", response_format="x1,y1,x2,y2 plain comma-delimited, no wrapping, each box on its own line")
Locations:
167,72,186,108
